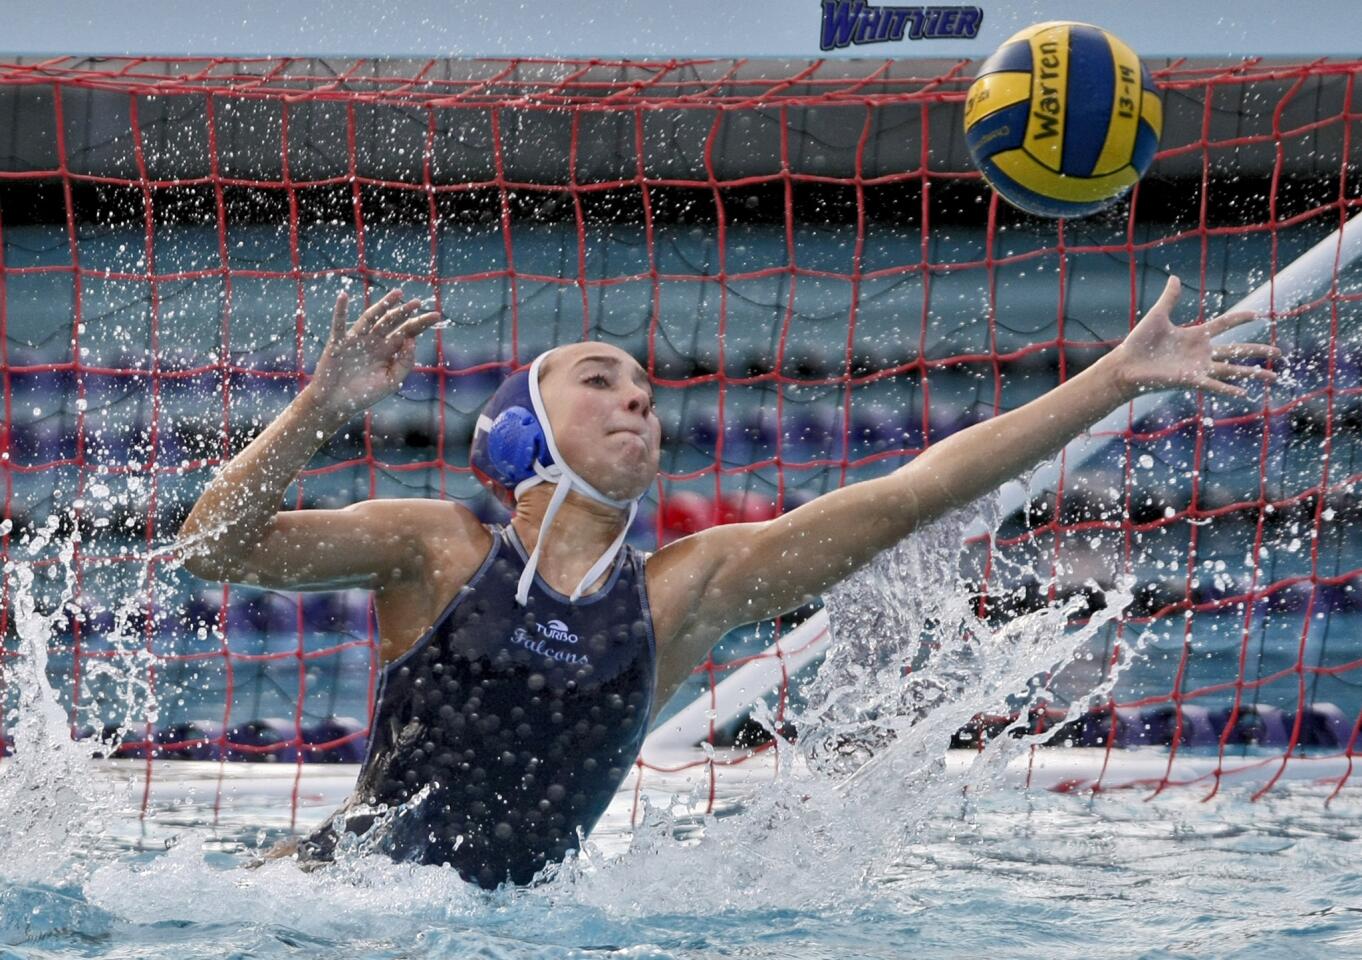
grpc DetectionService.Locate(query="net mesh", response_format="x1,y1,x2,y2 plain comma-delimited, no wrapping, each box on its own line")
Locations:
0,55,1359,820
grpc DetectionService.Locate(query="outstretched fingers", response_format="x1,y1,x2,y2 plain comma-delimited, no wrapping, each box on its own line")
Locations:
369,298,425,339
1196,375,1249,399
352,289,405,336
329,291,349,343
1152,274,1182,316
1211,342,1281,363
1205,309,1262,338
1197,357,1278,399
388,310,445,343
1209,360,1277,384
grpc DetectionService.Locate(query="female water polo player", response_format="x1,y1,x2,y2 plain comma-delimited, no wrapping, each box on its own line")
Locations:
179,279,1279,889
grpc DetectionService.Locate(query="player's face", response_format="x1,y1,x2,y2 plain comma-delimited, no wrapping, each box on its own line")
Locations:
538,344,661,502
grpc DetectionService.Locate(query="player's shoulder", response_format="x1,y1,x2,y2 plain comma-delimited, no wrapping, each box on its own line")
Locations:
344,495,474,525
347,497,494,569
644,520,762,573
363,499,496,637
642,521,765,634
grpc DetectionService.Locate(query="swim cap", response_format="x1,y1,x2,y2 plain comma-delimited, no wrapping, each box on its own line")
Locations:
470,348,640,606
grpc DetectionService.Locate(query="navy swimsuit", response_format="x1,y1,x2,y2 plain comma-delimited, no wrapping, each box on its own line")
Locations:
300,524,657,889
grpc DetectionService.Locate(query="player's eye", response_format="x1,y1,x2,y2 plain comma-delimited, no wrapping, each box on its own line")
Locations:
584,373,610,387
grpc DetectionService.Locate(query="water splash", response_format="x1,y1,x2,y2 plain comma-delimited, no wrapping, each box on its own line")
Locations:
0,492,1144,941
0,539,117,886
0,488,1355,960
543,501,1139,913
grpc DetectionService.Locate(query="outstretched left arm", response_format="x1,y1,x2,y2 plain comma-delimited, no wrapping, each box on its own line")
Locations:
646,276,1280,698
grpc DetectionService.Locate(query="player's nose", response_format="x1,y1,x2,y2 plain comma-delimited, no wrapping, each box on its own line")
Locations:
623,380,651,415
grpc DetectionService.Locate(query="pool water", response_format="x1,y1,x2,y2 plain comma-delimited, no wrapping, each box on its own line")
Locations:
2,759,1359,960
2,511,1357,960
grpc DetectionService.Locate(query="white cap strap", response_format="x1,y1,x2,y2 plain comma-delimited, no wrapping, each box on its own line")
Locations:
515,469,573,607
568,500,637,603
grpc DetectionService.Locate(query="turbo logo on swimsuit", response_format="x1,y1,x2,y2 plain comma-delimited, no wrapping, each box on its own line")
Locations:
535,619,579,644
509,619,590,665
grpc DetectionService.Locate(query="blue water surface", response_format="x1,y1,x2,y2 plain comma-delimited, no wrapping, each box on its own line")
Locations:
1,766,1359,960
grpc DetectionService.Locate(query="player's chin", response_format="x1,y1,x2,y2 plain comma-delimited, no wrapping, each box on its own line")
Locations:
583,436,658,500
603,461,658,503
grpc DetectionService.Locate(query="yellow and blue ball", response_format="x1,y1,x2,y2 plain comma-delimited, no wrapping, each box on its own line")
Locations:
964,21,1162,218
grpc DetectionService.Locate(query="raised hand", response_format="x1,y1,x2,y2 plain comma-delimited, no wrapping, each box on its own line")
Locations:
1112,275,1282,401
307,289,443,419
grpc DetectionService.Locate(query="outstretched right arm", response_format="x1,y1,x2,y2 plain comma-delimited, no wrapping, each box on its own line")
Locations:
177,289,445,591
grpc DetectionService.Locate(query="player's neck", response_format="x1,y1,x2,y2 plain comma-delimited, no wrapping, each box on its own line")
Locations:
510,485,630,575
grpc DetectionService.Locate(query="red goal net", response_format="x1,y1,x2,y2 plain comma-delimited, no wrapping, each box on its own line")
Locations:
0,55,1359,820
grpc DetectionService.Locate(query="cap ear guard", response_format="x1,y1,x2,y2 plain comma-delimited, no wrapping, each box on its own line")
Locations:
469,367,548,506
485,405,545,488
